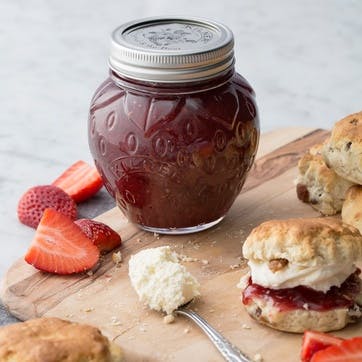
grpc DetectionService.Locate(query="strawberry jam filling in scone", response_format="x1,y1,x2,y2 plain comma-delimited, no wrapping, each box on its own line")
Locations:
239,218,362,333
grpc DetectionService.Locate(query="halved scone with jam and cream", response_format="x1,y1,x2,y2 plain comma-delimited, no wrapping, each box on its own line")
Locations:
238,217,362,333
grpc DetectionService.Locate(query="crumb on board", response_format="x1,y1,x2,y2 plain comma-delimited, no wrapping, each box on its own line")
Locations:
178,254,198,262
163,314,175,324
230,264,241,269
241,324,251,329
184,328,190,334
253,353,263,362
110,316,122,326
112,251,122,266
84,307,94,312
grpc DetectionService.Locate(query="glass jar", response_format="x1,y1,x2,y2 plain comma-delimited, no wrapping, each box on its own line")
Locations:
88,17,260,234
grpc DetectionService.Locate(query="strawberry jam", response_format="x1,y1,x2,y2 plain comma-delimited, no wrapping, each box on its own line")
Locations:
88,18,259,233
88,17,259,234
242,270,361,312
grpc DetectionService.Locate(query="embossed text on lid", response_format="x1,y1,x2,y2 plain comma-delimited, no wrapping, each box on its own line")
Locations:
109,17,234,83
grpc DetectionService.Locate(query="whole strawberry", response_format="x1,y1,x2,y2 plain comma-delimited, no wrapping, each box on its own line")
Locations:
18,185,77,228
75,219,121,253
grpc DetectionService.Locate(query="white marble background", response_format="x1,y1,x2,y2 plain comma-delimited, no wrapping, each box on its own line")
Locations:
0,0,361,278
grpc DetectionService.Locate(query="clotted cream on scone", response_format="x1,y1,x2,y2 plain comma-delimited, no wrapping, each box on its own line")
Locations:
238,217,362,333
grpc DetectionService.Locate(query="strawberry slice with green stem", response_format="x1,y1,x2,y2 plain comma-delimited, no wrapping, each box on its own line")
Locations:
311,337,362,362
25,208,99,274
75,219,122,253
52,160,103,203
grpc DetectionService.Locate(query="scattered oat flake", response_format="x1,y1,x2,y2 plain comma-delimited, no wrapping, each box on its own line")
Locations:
136,238,142,242
241,324,251,329
112,251,122,266
84,307,94,312
201,259,209,265
87,270,93,276
163,314,175,324
184,328,190,334
253,353,263,362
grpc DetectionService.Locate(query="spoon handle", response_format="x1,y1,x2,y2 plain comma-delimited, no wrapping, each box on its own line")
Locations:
175,308,251,362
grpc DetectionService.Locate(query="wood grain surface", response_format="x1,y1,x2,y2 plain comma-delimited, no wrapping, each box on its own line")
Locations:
3,127,359,362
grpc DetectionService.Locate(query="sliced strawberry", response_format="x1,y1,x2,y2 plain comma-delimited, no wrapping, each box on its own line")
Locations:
25,208,99,274
18,185,77,228
52,160,103,203
311,337,362,362
301,331,344,362
75,219,121,253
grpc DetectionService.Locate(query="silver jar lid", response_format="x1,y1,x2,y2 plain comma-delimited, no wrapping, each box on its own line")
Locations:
109,16,234,83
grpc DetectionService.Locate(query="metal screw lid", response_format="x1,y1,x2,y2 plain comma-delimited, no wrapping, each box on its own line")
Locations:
109,16,235,83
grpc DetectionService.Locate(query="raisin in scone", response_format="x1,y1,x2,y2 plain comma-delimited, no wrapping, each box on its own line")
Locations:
238,218,362,333
296,144,354,215
322,111,362,184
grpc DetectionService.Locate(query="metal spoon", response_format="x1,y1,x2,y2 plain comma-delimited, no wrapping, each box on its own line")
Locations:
174,303,251,362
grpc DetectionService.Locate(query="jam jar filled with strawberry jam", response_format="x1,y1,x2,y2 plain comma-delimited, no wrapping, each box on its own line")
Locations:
89,17,260,234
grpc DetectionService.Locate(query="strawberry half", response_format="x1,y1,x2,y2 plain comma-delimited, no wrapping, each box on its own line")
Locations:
301,331,344,362
25,208,99,274
75,219,122,253
52,160,103,203
18,185,77,228
311,337,362,362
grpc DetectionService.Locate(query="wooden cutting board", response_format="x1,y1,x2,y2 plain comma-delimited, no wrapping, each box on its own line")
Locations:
2,127,361,362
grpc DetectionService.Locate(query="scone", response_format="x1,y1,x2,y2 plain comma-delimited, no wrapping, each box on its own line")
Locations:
239,218,362,333
0,317,123,362
129,246,200,314
342,185,362,234
296,144,354,215
322,111,362,184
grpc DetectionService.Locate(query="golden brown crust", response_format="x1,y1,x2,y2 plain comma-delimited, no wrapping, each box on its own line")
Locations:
342,185,362,234
0,317,123,362
328,112,362,144
242,217,362,266
322,111,362,184
296,149,354,215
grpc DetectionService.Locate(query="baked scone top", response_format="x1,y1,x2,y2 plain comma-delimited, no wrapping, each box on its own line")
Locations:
342,185,362,234
0,317,123,362
243,217,362,266
328,111,362,145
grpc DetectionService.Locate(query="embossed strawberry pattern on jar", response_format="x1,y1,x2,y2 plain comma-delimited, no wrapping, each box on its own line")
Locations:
89,17,259,234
